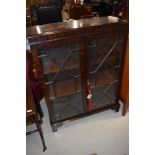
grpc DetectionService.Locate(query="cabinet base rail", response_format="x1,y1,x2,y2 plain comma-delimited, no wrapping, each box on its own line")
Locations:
50,102,120,132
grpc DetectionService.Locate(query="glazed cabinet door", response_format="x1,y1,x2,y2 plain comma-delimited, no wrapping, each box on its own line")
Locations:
86,24,127,112
33,39,88,124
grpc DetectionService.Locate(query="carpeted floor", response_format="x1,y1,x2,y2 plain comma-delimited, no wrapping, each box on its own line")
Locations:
26,99,129,155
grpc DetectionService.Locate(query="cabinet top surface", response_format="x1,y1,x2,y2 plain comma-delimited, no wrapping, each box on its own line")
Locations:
27,16,124,38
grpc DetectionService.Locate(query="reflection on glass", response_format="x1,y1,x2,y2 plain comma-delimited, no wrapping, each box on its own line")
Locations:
80,22,83,27
108,16,119,23
73,20,78,28
74,0,84,5
36,26,42,34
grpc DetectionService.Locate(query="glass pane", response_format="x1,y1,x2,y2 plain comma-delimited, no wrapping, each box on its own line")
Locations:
37,42,84,122
87,36,123,110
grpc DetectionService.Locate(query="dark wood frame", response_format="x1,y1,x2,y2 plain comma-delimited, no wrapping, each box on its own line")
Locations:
27,17,128,131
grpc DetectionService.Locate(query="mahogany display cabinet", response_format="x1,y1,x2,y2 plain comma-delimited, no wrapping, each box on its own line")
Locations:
27,17,129,132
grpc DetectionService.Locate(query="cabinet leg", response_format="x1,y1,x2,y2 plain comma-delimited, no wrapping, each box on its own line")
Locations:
52,123,64,132
115,102,120,112
52,125,58,132
111,102,120,113
50,119,63,132
50,118,53,127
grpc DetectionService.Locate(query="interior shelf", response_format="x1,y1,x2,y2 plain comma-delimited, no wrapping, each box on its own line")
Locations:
38,40,121,75
46,70,116,99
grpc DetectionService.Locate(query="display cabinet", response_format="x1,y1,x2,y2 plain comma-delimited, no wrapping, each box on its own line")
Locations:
27,17,128,131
